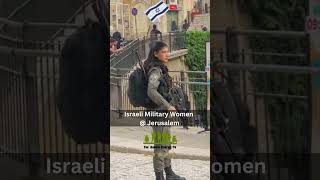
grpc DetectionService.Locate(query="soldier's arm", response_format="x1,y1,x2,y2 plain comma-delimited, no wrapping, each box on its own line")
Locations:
147,68,171,110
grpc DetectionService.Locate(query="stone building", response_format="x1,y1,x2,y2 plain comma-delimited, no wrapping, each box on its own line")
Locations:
110,0,197,39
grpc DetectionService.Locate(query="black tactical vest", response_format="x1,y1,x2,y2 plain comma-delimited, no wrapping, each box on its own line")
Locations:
148,61,173,102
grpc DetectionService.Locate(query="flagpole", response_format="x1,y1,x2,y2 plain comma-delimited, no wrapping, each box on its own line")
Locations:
148,0,155,36
148,0,166,32
135,15,138,38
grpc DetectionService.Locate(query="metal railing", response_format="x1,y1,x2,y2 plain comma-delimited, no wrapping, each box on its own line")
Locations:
0,0,95,48
213,27,312,180
160,32,187,52
110,32,187,75
0,17,82,29
44,0,95,45
0,17,108,179
212,27,308,37
0,0,33,31
0,41,109,179
110,39,143,72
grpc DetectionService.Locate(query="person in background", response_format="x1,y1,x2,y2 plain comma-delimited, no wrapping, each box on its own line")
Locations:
150,25,163,50
171,21,178,32
150,24,162,41
201,25,208,32
182,19,189,32
110,38,122,55
112,31,122,49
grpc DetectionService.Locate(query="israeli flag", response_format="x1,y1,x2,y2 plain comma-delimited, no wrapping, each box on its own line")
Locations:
145,0,169,22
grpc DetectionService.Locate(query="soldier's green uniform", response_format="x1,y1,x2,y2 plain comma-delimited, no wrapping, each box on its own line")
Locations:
146,63,186,180
147,67,172,172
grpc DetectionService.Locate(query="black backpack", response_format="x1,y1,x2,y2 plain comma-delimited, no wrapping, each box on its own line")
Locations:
128,52,156,108
57,2,108,144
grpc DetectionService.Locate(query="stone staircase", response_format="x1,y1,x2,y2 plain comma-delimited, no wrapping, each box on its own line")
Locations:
189,13,210,31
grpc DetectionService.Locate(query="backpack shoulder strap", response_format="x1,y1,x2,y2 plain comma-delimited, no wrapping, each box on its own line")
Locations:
147,66,163,79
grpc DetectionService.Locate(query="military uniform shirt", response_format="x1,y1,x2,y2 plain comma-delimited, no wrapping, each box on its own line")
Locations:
147,67,171,110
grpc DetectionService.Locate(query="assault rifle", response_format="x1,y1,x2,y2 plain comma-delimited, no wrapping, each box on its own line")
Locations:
168,85,191,129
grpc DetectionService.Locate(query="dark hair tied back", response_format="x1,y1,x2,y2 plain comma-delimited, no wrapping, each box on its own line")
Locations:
143,41,168,72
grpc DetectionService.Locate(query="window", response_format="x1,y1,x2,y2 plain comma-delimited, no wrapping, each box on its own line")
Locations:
168,0,177,4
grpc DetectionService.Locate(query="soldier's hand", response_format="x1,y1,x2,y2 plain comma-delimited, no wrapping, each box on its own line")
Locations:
168,106,176,112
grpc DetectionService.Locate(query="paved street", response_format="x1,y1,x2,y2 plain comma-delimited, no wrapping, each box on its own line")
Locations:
110,126,210,160
110,151,210,180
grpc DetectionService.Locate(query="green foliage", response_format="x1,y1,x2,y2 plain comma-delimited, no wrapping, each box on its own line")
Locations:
185,31,209,111
185,31,210,71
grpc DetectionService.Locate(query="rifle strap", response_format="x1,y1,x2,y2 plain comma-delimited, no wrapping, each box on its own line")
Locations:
135,51,148,79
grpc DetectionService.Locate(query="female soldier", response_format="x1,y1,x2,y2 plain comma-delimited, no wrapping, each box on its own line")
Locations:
143,41,186,180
